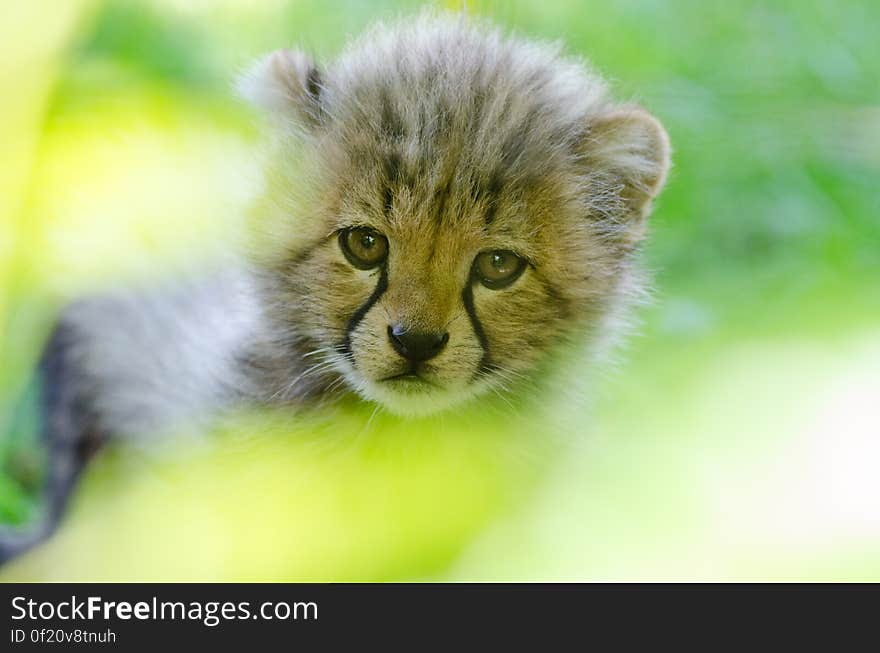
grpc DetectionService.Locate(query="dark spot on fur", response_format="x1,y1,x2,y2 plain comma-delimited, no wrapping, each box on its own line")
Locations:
500,129,528,170
383,186,394,216
472,88,487,121
380,91,406,140
385,148,419,196
385,151,401,182
434,100,453,137
434,179,451,223
483,201,498,226
306,66,322,101
483,172,504,225
302,65,326,124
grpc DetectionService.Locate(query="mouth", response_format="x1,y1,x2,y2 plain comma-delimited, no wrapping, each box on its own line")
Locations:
363,366,474,416
378,369,439,392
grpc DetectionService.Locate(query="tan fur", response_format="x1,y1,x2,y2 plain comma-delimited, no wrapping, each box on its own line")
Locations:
240,12,671,416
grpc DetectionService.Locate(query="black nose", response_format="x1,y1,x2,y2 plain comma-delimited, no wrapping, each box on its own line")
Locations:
388,325,449,362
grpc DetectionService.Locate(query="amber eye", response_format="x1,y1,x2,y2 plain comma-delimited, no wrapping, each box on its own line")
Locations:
473,250,527,289
339,227,389,269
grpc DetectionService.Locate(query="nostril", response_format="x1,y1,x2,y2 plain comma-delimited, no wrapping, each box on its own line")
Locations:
387,325,449,362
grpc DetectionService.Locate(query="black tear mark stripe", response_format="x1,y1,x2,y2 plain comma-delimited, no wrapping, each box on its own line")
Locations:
462,282,492,375
339,267,389,362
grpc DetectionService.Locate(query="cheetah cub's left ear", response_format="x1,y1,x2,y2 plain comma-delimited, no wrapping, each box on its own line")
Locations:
237,49,325,129
584,106,671,244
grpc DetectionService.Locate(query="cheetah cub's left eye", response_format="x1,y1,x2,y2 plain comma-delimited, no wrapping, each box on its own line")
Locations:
339,227,389,269
473,250,527,290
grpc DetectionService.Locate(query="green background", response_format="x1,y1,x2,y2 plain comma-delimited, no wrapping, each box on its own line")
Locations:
0,0,878,580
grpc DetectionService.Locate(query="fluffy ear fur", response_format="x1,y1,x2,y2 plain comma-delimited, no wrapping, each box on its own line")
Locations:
583,106,671,243
237,48,325,128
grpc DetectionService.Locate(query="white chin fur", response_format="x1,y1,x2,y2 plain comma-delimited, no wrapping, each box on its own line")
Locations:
351,375,484,418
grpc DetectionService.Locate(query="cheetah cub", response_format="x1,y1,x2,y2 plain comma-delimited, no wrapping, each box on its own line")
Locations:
2,13,670,561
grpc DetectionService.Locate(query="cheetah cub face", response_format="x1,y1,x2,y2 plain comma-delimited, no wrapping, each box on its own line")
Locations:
241,15,670,416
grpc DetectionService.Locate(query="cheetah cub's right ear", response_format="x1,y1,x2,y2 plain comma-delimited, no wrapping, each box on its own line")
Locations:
584,106,671,245
237,49,325,130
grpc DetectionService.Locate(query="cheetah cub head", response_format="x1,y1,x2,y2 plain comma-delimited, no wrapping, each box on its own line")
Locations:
241,14,670,417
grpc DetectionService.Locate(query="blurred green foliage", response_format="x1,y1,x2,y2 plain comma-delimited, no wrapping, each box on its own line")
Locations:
46,0,880,307
1,0,878,580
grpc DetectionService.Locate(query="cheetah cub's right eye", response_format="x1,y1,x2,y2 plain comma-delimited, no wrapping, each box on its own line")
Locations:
339,227,389,270
473,250,527,290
